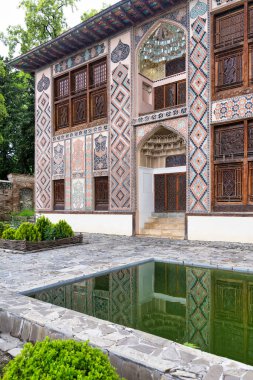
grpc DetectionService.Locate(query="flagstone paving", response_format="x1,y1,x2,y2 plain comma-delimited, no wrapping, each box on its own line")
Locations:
1,234,253,379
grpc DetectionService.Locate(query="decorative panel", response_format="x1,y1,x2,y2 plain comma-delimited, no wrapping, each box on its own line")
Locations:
215,280,243,322
85,134,93,210
215,163,243,203
72,178,85,210
214,9,244,48
110,62,131,210
52,142,65,179
212,94,253,123
71,137,85,176
90,89,107,121
186,267,211,351
35,69,52,211
65,139,71,210
93,132,108,177
72,96,87,125
53,42,107,75
212,0,243,12
216,51,243,91
214,125,244,160
188,0,210,212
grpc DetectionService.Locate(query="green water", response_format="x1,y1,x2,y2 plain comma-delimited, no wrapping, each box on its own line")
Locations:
28,262,253,365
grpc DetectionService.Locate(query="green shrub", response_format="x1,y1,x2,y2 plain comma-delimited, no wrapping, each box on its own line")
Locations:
0,222,10,238
17,209,35,218
35,216,53,241
52,220,74,240
15,222,41,242
2,228,16,240
2,338,121,380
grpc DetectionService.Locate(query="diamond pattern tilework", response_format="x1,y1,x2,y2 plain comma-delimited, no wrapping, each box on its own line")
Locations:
110,63,131,210
189,0,210,213
36,92,52,210
186,267,211,351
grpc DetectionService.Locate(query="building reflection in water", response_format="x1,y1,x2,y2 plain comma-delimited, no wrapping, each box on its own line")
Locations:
29,262,253,366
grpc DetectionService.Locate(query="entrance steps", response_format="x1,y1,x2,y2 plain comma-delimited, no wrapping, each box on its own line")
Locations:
140,213,185,239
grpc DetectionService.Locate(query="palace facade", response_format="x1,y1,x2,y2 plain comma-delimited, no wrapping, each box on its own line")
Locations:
11,0,253,243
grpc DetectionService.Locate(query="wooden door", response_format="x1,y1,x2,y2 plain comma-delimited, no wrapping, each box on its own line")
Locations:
154,173,186,212
95,177,109,211
54,180,65,210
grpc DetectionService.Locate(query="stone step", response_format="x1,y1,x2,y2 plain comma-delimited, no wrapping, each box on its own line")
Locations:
144,222,185,230
146,218,185,225
151,212,185,218
141,228,185,238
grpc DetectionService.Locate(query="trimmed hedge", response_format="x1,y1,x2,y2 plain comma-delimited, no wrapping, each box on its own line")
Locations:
2,338,121,380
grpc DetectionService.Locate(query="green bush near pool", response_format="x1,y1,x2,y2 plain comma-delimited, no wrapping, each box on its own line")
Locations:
2,338,121,380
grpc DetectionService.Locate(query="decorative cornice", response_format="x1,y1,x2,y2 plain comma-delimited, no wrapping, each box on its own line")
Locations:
132,106,187,126
52,124,108,142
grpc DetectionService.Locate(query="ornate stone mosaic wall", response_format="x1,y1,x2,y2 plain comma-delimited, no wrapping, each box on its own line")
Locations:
188,0,210,213
85,135,93,210
35,68,52,210
212,95,253,123
136,117,188,148
186,267,211,351
110,49,132,211
65,139,71,210
93,132,108,177
53,42,107,75
52,142,65,179
133,107,187,127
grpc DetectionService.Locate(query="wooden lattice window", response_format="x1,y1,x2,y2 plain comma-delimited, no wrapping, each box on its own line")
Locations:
54,180,65,210
215,9,244,49
215,50,243,91
154,80,186,111
213,121,253,209
213,4,253,96
54,57,107,132
215,164,243,203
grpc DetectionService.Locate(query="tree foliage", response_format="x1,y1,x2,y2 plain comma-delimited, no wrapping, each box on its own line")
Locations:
81,2,110,22
1,0,79,58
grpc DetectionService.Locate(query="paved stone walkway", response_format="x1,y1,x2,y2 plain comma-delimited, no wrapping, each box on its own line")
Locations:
1,234,253,379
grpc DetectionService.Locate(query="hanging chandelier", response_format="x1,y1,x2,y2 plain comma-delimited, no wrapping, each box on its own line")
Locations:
140,23,186,65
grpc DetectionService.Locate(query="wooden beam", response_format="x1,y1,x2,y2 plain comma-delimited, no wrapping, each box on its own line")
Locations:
119,6,135,24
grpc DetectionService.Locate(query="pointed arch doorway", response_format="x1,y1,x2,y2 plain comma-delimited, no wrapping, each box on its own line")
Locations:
137,126,187,237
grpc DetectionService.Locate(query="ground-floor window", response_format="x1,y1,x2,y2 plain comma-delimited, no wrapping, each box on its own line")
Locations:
95,177,108,211
213,120,253,210
54,179,65,210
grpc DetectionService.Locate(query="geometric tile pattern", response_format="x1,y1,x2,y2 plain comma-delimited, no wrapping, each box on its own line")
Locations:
212,94,253,123
52,124,108,142
186,267,211,351
35,92,52,210
52,142,65,179
65,139,71,210
188,0,210,212
133,106,187,126
110,63,131,210
54,42,106,74
136,117,188,148
85,135,93,210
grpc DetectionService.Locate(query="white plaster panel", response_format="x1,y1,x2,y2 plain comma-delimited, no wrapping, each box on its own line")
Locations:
40,213,133,236
188,216,253,244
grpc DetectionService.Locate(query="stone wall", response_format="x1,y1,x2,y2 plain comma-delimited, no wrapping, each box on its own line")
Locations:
0,174,34,221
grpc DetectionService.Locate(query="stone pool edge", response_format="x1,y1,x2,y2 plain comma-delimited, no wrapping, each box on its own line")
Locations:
0,287,252,380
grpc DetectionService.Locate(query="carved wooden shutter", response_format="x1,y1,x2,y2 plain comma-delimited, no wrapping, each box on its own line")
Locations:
165,83,176,108
154,86,164,111
215,164,243,202
167,174,177,212
177,81,186,105
215,9,244,48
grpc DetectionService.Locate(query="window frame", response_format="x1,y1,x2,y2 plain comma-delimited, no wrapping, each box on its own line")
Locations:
212,1,253,100
212,120,253,211
53,57,108,133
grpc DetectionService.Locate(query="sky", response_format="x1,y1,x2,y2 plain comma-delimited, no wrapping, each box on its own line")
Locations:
0,0,118,57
